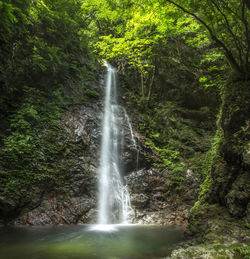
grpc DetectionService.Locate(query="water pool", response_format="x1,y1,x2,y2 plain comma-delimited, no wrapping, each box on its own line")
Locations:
0,225,185,259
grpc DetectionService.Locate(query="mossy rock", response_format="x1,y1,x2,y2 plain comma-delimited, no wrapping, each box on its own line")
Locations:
188,80,250,237
165,243,246,259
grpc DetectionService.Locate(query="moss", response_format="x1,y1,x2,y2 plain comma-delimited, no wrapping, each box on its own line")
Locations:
187,80,250,239
198,176,213,201
85,89,100,98
189,127,225,218
135,98,217,197
0,86,86,222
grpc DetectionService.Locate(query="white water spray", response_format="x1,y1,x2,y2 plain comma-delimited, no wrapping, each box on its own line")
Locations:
97,62,134,225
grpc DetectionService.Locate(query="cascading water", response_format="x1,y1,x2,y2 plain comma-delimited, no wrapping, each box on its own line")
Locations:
97,62,134,226
123,108,140,170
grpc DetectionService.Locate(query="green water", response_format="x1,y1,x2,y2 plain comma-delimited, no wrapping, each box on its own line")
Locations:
0,225,185,259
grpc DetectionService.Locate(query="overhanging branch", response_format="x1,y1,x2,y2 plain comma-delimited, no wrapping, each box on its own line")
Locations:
164,0,243,75
210,0,244,68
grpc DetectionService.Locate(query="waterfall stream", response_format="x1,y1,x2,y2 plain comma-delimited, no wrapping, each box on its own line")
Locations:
97,62,134,225
123,108,140,170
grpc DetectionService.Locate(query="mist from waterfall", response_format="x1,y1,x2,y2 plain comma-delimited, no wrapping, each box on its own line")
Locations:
97,62,134,225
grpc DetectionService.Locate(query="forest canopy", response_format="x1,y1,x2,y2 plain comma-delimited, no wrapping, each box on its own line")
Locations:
80,0,250,98
1,0,249,97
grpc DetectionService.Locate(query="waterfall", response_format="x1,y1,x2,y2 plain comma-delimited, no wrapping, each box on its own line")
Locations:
123,108,140,170
97,62,134,225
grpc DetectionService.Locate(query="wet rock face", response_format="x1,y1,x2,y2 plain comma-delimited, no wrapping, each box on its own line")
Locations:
186,81,250,239
13,81,146,225
15,101,102,225
117,107,149,175
6,73,199,226
126,168,200,226
16,196,97,225
63,105,102,156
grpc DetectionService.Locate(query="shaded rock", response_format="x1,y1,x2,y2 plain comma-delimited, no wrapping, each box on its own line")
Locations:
0,187,43,225
243,142,250,165
130,193,149,208
201,81,250,220
15,196,96,225
225,172,250,217
126,168,200,226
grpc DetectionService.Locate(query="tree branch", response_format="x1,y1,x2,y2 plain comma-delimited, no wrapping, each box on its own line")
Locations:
210,0,244,69
164,0,243,75
219,0,241,19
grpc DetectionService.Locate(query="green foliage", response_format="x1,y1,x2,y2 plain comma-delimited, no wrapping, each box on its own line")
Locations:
199,76,207,83
0,87,66,195
137,97,216,194
155,146,184,174
233,245,250,259
201,129,223,176
165,0,250,77
0,0,95,97
153,142,186,193
84,89,100,99
0,0,98,199
190,126,225,212
82,0,250,105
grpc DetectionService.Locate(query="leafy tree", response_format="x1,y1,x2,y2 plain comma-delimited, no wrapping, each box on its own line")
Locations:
0,0,97,206
163,0,250,78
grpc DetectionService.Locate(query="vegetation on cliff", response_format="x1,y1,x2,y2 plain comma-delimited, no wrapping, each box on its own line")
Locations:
0,0,98,221
0,0,249,254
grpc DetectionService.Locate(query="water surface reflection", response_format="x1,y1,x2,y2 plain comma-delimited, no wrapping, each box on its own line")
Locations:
0,225,185,259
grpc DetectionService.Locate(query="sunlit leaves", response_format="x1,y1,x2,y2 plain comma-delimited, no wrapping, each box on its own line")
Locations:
165,0,250,75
